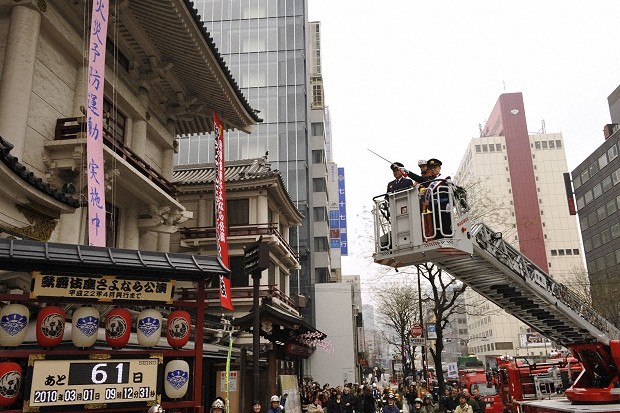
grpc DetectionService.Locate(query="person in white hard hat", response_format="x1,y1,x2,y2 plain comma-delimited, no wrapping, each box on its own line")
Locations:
148,404,164,413
267,395,283,413
210,397,226,413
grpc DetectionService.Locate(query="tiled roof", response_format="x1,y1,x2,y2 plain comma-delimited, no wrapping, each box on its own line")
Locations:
0,136,79,208
124,0,260,135
0,238,227,280
173,157,278,185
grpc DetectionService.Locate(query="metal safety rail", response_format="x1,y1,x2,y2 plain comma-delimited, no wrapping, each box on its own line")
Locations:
434,223,620,347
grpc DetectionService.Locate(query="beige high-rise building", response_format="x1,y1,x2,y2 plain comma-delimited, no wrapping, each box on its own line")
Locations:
454,93,586,363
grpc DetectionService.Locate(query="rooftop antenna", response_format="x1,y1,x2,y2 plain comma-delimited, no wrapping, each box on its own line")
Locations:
478,123,484,137
538,119,546,134
502,80,507,92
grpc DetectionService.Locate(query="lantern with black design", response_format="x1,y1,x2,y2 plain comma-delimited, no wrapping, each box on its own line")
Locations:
36,306,66,348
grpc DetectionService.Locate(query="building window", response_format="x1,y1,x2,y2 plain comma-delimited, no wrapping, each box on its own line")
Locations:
556,140,562,148
612,168,620,185
566,249,572,255
580,217,588,230
103,98,127,144
496,143,502,151
551,250,557,256
489,144,495,152
609,145,619,162
105,203,120,248
314,237,328,252
227,199,250,225
312,149,324,164
482,144,488,152
581,169,590,184
573,249,579,255
573,174,582,189
315,267,329,283
590,161,600,177
312,178,326,192
549,140,555,148
607,199,617,216
597,206,607,221
599,153,609,170
584,190,593,205
311,122,324,136
593,183,603,199
475,145,481,153
558,249,565,256
312,84,323,108
313,207,327,221
535,141,541,149
603,176,613,192
542,141,548,149
612,223,620,239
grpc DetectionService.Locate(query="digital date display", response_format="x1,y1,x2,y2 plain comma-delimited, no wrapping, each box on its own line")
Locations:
26,355,161,412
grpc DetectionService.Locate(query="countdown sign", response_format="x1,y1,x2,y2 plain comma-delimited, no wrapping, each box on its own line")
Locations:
31,272,175,303
24,354,162,412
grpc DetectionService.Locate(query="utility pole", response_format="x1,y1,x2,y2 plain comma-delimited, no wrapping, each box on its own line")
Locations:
244,237,270,402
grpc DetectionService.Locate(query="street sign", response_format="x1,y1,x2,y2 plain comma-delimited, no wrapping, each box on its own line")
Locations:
426,324,437,340
410,323,423,337
411,338,425,346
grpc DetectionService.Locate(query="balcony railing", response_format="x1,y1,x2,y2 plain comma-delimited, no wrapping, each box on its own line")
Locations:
54,117,177,196
203,284,297,309
181,223,299,260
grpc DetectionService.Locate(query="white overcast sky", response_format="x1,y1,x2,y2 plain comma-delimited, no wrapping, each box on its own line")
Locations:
308,1,620,284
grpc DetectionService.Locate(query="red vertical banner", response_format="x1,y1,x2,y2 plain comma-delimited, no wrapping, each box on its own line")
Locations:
214,113,234,310
86,0,109,247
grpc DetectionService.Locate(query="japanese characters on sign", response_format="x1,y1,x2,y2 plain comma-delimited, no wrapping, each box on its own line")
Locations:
25,354,161,412
337,167,348,255
86,0,109,247
213,113,233,310
30,273,174,304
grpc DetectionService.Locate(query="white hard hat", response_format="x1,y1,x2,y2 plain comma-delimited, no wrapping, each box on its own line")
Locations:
418,160,427,167
271,395,280,403
210,398,225,411
148,405,164,413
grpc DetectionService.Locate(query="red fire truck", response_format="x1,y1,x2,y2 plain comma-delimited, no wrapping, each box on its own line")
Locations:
373,184,620,413
459,368,502,413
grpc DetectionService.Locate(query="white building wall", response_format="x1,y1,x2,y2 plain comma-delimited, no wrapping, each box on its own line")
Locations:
311,283,357,386
456,133,585,359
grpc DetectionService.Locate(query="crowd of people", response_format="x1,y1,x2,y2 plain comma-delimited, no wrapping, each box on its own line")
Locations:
293,379,488,413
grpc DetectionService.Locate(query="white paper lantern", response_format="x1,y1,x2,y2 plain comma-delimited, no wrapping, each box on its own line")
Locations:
72,306,99,348
0,304,29,347
164,359,190,399
136,309,162,348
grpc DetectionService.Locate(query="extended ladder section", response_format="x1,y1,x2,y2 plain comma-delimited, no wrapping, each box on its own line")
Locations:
373,183,620,402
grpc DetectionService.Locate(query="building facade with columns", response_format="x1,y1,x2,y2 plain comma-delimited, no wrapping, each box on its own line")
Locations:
0,0,258,249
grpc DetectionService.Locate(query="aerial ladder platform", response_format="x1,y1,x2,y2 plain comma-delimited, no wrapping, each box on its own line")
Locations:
373,182,620,403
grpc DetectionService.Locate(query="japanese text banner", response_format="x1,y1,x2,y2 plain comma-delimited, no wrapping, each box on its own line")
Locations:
86,0,109,247
214,113,233,310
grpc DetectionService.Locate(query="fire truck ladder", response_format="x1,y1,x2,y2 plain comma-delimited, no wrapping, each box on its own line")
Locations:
373,184,620,402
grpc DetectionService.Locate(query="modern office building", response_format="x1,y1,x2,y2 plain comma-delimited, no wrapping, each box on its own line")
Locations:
571,83,620,327
176,1,329,323
455,92,586,358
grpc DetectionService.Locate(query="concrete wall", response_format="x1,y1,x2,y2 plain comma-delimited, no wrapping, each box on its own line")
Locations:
311,283,357,386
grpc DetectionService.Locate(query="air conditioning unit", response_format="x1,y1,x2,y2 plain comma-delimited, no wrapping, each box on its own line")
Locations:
293,294,307,308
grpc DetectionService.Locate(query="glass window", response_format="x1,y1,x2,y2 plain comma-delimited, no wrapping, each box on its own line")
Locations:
475,145,481,153
599,153,609,170
581,169,590,184
566,249,573,255
312,149,324,164
535,141,541,149
551,250,558,256
489,144,495,152
313,207,327,221
576,196,585,210
596,256,606,271
313,178,326,192
584,190,593,205
584,238,592,252
311,122,324,137
587,260,596,273
607,199,618,216
496,143,502,151
573,249,579,255
314,236,328,252
602,229,612,244
605,253,615,268
597,206,607,221
549,140,555,148
590,161,600,177
542,141,548,149
603,176,613,192
573,174,582,189
592,233,602,249
609,145,619,162
556,140,562,148
612,223,620,239
482,144,488,152
558,249,565,256
580,217,589,231
588,212,597,227
613,168,620,185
